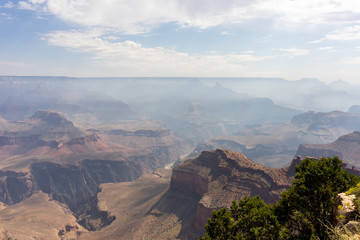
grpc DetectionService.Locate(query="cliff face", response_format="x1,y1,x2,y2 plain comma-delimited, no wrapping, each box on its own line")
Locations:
0,110,193,232
169,149,294,239
107,129,170,138
296,131,360,168
0,110,93,151
0,171,34,205
29,159,147,230
0,135,41,146
0,134,98,149
0,156,152,231
291,111,360,131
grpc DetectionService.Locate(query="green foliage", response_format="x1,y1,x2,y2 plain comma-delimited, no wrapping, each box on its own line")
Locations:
274,156,359,240
346,182,360,221
345,182,360,196
200,196,289,240
200,156,359,240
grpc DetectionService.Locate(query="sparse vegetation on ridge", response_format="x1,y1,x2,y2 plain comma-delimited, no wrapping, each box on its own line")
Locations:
201,156,360,240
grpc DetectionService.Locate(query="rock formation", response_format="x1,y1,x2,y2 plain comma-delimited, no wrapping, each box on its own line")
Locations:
296,131,360,168
291,111,360,131
0,110,192,234
168,149,294,239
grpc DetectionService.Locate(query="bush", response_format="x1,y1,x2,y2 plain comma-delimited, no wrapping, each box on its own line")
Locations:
200,156,359,240
274,156,359,239
200,196,289,240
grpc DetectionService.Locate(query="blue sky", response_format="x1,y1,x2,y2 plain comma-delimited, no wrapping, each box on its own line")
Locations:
1,0,360,83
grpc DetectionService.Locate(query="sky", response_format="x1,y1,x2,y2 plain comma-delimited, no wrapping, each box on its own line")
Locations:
1,0,360,84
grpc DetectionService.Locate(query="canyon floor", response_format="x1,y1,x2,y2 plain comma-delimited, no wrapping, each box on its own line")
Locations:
0,169,189,240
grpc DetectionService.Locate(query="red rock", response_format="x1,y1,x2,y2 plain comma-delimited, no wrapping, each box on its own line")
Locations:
170,149,295,239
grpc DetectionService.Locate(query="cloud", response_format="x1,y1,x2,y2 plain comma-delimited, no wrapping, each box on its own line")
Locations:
310,25,360,43
16,0,360,33
307,38,326,44
256,34,273,42
220,31,231,35
43,30,272,76
0,61,36,67
0,13,13,20
317,46,333,51
324,25,360,41
273,48,310,58
18,0,46,11
1,1,15,8
343,56,360,65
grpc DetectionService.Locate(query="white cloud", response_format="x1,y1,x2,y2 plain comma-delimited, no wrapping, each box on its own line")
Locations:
43,30,272,76
256,34,273,42
307,38,326,44
1,1,15,8
343,57,360,65
0,61,36,67
18,0,46,11
0,13,13,20
273,48,310,58
220,31,231,35
18,1,36,10
16,0,360,33
318,46,333,51
242,50,255,54
311,25,360,43
325,25,360,41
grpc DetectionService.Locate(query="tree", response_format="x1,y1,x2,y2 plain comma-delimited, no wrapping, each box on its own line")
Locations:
200,196,289,240
274,156,359,239
200,156,359,240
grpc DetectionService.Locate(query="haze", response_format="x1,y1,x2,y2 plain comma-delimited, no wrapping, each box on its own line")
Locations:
3,1,360,239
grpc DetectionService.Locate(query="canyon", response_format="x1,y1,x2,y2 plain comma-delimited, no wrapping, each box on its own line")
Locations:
191,110,360,167
0,110,192,237
79,149,300,239
1,77,360,239
296,131,360,168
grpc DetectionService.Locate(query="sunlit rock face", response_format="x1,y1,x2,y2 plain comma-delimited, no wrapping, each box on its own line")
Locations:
296,131,360,168
0,110,193,233
169,149,295,239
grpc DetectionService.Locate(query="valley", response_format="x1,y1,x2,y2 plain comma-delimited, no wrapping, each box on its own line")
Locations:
1,76,360,239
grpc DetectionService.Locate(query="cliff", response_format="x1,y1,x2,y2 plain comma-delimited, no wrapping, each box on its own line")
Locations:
291,111,360,131
0,110,90,148
0,171,34,205
0,110,192,233
169,149,294,239
296,131,360,168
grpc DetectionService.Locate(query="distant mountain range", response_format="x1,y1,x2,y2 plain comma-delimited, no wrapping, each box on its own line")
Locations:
297,131,360,168
2,76,360,239
0,76,300,145
187,110,360,167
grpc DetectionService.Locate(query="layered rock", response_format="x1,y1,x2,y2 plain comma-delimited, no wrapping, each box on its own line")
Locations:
0,110,192,232
0,155,157,231
29,158,149,230
107,129,170,137
291,111,360,131
0,110,90,149
0,171,34,205
296,131,360,168
169,149,294,239
189,110,360,169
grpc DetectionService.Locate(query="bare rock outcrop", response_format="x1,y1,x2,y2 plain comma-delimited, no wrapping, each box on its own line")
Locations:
333,193,360,238
0,171,34,205
335,193,357,225
169,149,294,239
296,131,360,168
